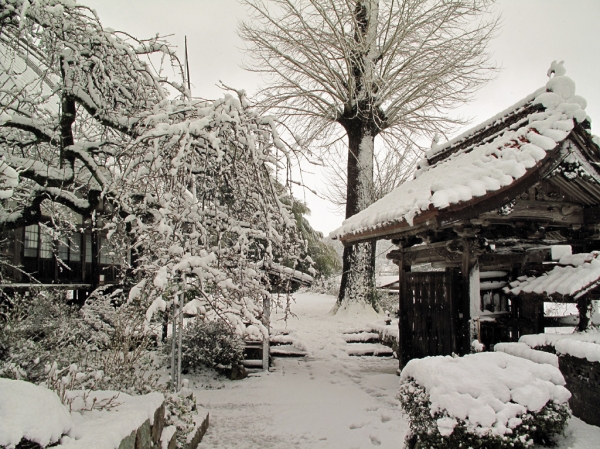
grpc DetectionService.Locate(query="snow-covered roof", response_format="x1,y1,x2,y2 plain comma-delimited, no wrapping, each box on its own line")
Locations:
0,37,60,115
258,261,314,285
508,251,600,299
331,64,594,242
375,274,399,289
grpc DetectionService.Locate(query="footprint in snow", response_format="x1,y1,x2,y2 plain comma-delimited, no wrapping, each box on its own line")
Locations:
349,422,366,430
369,434,382,446
380,414,391,423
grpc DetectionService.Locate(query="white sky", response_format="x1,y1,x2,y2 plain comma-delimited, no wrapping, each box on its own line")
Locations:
79,0,600,236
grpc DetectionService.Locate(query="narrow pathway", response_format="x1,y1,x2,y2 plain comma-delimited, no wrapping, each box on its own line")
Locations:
193,292,408,449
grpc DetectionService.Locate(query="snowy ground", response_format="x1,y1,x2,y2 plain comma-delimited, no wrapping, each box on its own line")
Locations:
186,292,600,449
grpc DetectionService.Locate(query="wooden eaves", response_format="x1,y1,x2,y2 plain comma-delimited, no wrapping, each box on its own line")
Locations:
338,138,574,246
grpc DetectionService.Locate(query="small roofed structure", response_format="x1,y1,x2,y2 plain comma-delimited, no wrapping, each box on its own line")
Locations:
258,261,314,292
331,63,600,367
508,251,600,330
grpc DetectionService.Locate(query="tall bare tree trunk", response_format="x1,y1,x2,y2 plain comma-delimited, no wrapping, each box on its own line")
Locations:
336,0,380,310
337,126,377,308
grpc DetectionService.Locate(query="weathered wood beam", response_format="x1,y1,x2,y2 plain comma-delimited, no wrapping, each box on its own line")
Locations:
480,200,584,226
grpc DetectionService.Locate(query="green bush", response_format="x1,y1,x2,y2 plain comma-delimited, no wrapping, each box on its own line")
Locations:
398,378,570,449
175,319,245,373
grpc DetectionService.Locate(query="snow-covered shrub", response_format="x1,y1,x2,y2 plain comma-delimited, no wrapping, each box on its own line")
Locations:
0,288,161,395
399,378,569,449
308,275,341,296
173,318,245,373
398,352,571,449
377,290,399,316
0,290,94,382
163,389,199,448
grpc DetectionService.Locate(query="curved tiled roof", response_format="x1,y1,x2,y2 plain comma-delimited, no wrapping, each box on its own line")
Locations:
331,68,595,242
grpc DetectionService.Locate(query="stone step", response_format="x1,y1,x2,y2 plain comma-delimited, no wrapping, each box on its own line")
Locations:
270,344,308,357
342,332,380,344
346,343,394,357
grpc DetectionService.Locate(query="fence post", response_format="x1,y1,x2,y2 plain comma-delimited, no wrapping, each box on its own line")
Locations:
171,296,177,391
177,274,185,388
262,295,270,371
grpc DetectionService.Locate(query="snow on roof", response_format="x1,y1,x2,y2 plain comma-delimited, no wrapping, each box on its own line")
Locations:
331,65,590,241
400,352,570,437
257,261,314,284
0,38,60,115
375,274,399,288
508,252,600,299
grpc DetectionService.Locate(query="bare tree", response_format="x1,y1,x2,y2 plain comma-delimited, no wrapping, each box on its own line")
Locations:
240,0,498,310
322,139,418,212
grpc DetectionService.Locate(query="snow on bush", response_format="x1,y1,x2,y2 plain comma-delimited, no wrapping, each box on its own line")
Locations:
0,378,72,448
554,339,600,363
519,329,600,350
398,352,571,449
494,342,559,368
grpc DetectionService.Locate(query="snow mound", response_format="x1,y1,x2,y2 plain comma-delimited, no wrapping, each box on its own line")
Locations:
0,378,72,448
400,352,570,437
57,391,164,449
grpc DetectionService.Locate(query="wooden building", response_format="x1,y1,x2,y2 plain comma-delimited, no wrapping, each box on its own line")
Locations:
331,67,600,367
1,217,124,302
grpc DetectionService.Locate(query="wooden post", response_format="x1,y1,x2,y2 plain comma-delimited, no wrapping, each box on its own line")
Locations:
460,239,474,355
398,250,409,370
262,296,270,371
177,275,185,389
577,296,590,331
91,230,99,290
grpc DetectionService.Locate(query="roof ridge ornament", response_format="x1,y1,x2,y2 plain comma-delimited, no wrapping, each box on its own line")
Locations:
547,60,566,79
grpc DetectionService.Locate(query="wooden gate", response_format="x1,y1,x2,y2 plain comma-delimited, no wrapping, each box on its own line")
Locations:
400,271,459,366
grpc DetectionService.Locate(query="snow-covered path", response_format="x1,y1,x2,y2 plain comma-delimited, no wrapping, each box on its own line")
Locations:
194,292,407,448
192,292,600,449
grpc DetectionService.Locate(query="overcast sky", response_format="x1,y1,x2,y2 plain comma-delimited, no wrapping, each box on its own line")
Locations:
79,0,600,236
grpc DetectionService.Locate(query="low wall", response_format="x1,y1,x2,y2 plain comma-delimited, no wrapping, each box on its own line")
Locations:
558,354,600,427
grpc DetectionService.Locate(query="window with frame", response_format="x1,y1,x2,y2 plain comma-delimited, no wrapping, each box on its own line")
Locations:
99,237,117,265
39,232,52,259
70,233,81,262
24,225,39,257
59,238,69,261
85,234,92,263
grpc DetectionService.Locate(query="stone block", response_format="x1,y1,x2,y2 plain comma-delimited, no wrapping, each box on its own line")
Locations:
118,430,136,449
135,420,152,449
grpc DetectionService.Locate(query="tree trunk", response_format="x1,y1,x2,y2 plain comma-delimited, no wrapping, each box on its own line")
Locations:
336,123,377,310
335,0,380,311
